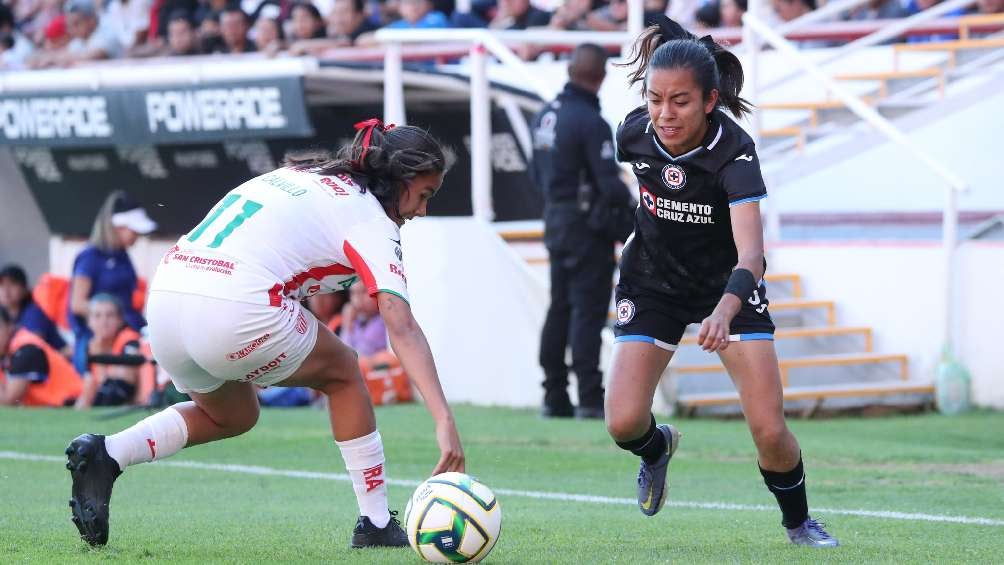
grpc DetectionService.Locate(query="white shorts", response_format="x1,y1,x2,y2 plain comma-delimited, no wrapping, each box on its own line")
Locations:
147,290,319,394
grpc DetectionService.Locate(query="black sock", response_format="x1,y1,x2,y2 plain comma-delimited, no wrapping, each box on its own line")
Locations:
615,415,667,464
759,456,809,529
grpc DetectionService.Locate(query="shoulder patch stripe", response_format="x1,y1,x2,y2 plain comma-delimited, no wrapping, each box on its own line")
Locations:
729,194,767,207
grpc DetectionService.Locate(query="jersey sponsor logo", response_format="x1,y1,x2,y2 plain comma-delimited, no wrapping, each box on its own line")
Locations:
243,352,288,381
647,195,716,224
616,299,636,325
640,187,657,215
318,176,350,196
363,464,385,492
295,312,308,335
533,110,558,149
633,161,650,171
163,245,180,264
168,251,236,275
389,263,407,283
661,164,687,190
734,154,753,162
226,332,271,361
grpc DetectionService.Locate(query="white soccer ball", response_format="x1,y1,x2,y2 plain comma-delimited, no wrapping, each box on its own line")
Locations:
404,472,502,563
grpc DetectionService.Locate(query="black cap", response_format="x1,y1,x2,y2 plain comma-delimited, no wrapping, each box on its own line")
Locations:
0,264,28,287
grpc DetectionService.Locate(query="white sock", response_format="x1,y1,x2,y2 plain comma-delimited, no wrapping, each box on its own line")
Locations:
336,430,391,528
104,407,189,471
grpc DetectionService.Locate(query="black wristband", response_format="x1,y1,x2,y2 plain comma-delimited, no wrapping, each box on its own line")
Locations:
724,268,757,301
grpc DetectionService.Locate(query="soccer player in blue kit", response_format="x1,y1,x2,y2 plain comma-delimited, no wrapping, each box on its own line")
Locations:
603,16,838,547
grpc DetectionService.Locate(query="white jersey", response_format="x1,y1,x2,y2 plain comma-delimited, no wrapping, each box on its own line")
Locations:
151,167,409,305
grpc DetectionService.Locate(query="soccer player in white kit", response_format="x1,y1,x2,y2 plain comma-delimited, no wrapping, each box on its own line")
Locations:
65,120,465,549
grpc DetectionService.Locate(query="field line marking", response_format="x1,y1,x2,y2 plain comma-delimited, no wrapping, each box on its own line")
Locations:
3,450,1002,527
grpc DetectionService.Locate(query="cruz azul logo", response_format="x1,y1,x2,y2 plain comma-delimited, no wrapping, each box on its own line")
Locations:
661,164,686,190
616,299,636,325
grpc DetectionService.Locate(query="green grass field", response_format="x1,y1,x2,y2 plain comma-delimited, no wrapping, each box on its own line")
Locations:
2,406,1003,563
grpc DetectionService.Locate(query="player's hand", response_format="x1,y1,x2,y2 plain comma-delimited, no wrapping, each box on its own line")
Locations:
432,418,465,475
697,310,732,352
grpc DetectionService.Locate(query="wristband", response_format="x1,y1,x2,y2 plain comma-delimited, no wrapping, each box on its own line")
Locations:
724,268,757,301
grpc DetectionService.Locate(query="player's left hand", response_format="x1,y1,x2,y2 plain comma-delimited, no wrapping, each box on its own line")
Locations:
697,311,731,353
432,418,465,475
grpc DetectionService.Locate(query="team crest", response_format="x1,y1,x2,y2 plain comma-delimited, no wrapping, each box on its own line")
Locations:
639,187,656,215
615,299,636,325
661,164,687,190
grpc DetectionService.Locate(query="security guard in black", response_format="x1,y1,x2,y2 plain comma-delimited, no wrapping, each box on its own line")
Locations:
614,106,774,347
530,44,632,418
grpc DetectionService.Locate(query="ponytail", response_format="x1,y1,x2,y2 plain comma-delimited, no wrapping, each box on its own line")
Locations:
284,119,452,212
619,15,752,118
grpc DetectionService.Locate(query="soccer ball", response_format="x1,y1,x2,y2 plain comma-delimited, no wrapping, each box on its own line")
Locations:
404,472,502,563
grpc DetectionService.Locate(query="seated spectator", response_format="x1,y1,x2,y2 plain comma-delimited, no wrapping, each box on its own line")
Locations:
62,0,125,64
167,10,203,54
327,0,377,43
0,264,69,355
772,0,813,22
104,0,153,50
844,0,907,20
906,0,963,42
287,0,374,52
975,0,1003,14
387,0,449,28
489,0,550,29
212,4,255,52
587,0,628,31
0,4,34,68
289,1,327,40
0,307,83,407
553,0,594,31
341,282,411,405
69,191,153,375
720,0,746,27
75,294,143,408
23,0,65,45
199,9,226,52
252,10,284,53
695,0,721,28
307,291,348,334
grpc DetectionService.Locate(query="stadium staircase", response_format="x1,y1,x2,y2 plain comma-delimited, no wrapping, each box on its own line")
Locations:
755,14,1004,158
506,236,934,417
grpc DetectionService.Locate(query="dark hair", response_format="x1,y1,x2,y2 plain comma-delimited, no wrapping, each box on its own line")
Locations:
0,306,11,325
221,4,248,20
349,0,365,13
621,16,751,118
284,122,453,215
695,2,721,27
291,2,326,38
168,9,195,27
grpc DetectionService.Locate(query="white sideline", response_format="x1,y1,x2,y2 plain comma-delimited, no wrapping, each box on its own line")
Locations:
3,450,1003,527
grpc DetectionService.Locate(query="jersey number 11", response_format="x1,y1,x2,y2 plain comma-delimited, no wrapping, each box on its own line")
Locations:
187,194,264,248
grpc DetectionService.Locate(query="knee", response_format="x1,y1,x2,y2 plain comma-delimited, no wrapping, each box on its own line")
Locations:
228,404,259,436
605,411,647,442
750,420,790,451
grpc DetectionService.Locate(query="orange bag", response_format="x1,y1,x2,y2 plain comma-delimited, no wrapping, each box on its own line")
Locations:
360,351,413,406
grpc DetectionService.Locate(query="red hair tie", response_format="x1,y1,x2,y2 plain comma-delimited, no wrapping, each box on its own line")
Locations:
353,118,396,168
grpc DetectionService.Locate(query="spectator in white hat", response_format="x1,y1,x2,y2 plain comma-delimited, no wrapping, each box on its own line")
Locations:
68,191,156,375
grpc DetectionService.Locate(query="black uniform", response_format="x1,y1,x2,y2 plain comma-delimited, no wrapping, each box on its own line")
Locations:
613,106,775,349
530,83,633,414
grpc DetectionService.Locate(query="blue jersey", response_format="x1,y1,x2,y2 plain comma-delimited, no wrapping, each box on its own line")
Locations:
16,299,66,350
68,245,146,335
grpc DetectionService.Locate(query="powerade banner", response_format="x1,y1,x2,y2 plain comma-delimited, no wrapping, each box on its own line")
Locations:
16,103,544,234
0,77,313,146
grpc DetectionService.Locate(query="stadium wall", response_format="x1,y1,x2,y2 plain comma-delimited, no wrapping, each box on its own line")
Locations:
0,149,51,280
45,230,1004,410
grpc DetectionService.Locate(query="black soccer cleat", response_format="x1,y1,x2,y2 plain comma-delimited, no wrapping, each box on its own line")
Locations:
350,510,409,548
66,433,122,546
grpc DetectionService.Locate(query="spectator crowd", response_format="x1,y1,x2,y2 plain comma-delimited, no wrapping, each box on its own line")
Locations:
1,0,1001,68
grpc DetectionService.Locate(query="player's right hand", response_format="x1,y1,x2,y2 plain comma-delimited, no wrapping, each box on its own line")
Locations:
432,418,465,475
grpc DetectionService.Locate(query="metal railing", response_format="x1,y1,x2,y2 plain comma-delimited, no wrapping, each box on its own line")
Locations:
743,11,969,356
